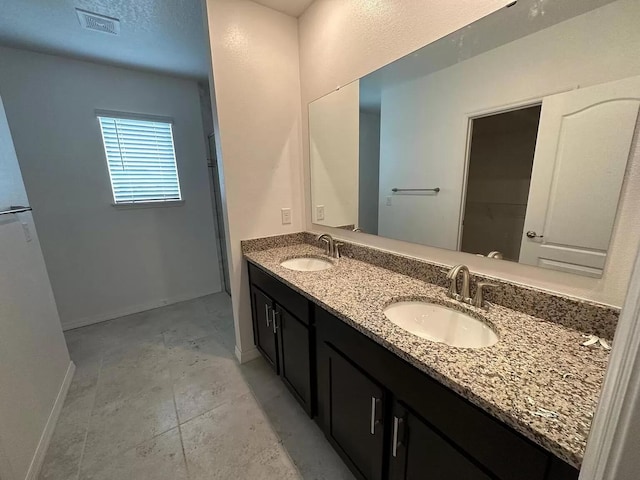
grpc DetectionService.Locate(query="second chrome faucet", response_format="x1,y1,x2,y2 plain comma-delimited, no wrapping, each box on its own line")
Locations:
446,264,496,308
317,233,343,259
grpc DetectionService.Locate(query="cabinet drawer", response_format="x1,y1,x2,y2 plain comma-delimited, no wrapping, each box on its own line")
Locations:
248,262,309,324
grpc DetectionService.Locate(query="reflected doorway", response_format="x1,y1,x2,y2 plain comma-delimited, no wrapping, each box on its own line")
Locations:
461,105,542,261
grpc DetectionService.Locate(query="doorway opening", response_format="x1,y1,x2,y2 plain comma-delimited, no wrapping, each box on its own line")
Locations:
461,104,542,261
207,133,231,295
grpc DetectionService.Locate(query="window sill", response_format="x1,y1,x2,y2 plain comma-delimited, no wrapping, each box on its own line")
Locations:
112,200,185,210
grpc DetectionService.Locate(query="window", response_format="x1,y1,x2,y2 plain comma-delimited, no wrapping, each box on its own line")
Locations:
98,115,182,204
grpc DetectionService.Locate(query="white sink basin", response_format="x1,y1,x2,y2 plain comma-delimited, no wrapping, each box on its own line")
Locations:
383,301,498,348
280,257,333,272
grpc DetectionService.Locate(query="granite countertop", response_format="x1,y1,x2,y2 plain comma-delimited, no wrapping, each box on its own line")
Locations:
244,243,610,469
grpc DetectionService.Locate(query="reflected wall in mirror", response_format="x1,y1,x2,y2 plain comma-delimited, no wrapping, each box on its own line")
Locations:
308,0,640,278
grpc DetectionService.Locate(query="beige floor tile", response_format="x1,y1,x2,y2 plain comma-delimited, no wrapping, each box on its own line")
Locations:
42,295,351,480
262,391,355,480
163,315,219,347
38,372,98,480
240,356,285,404
200,292,232,317
98,337,171,401
214,443,301,480
81,382,177,473
174,371,250,424
181,393,283,478
167,334,236,375
169,335,250,423
79,427,187,480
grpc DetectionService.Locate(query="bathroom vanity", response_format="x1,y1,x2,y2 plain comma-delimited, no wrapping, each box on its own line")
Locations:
242,1,634,478
243,234,617,480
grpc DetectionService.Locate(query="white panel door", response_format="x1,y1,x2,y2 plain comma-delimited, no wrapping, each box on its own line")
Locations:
519,76,640,277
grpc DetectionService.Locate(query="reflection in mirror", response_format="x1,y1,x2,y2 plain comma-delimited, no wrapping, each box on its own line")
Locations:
309,0,640,278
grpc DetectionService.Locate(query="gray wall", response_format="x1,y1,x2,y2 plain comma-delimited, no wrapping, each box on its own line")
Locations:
358,110,381,234
0,46,222,329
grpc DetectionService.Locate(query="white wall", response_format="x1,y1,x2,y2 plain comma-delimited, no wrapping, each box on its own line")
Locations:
309,80,359,227
0,96,71,480
203,0,303,361
0,46,221,329
377,0,640,252
299,0,640,307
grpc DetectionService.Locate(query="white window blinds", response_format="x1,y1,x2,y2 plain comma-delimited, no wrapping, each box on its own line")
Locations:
98,116,182,204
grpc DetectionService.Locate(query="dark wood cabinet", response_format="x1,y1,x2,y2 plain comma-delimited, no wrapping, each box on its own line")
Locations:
321,344,386,480
315,305,578,480
276,305,312,409
250,286,278,370
546,457,581,480
389,401,492,480
247,261,579,480
248,263,314,416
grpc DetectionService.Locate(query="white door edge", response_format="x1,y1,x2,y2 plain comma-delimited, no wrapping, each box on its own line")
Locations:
580,246,640,479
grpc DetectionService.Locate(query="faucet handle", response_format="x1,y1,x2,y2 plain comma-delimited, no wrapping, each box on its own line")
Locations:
472,281,498,308
334,241,344,259
318,236,330,255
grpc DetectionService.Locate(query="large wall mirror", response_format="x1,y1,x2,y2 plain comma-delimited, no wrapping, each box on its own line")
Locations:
308,0,640,278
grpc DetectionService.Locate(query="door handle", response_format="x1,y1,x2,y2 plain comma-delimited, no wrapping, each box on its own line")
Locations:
272,310,279,334
526,231,544,239
370,397,382,434
392,416,404,457
265,304,272,327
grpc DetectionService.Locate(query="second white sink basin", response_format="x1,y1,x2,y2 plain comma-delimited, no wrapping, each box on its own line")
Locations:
383,301,498,348
280,257,333,272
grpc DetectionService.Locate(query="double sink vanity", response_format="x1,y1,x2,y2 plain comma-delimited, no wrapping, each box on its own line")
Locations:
242,232,617,480
242,1,634,477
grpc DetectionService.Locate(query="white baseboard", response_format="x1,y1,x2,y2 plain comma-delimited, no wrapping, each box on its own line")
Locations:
62,289,219,331
235,345,261,364
25,361,75,480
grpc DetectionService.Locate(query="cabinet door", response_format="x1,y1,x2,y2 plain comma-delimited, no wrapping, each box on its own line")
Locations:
323,343,385,480
250,287,278,371
545,457,579,480
276,305,312,415
389,401,492,480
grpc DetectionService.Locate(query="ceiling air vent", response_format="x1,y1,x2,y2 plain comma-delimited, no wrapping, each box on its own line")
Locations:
75,8,120,35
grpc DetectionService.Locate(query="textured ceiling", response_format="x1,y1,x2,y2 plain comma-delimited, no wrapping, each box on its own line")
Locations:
252,0,314,17
0,0,209,79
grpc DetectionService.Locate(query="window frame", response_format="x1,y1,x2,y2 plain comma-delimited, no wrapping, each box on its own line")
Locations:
96,110,184,207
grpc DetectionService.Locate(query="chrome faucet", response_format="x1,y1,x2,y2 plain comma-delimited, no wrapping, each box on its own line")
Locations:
446,264,471,302
446,264,497,308
317,234,343,259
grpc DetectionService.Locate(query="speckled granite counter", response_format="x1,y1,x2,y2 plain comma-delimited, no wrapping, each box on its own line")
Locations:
244,241,612,469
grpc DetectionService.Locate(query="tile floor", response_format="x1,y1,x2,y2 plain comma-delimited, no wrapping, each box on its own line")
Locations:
39,293,354,480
